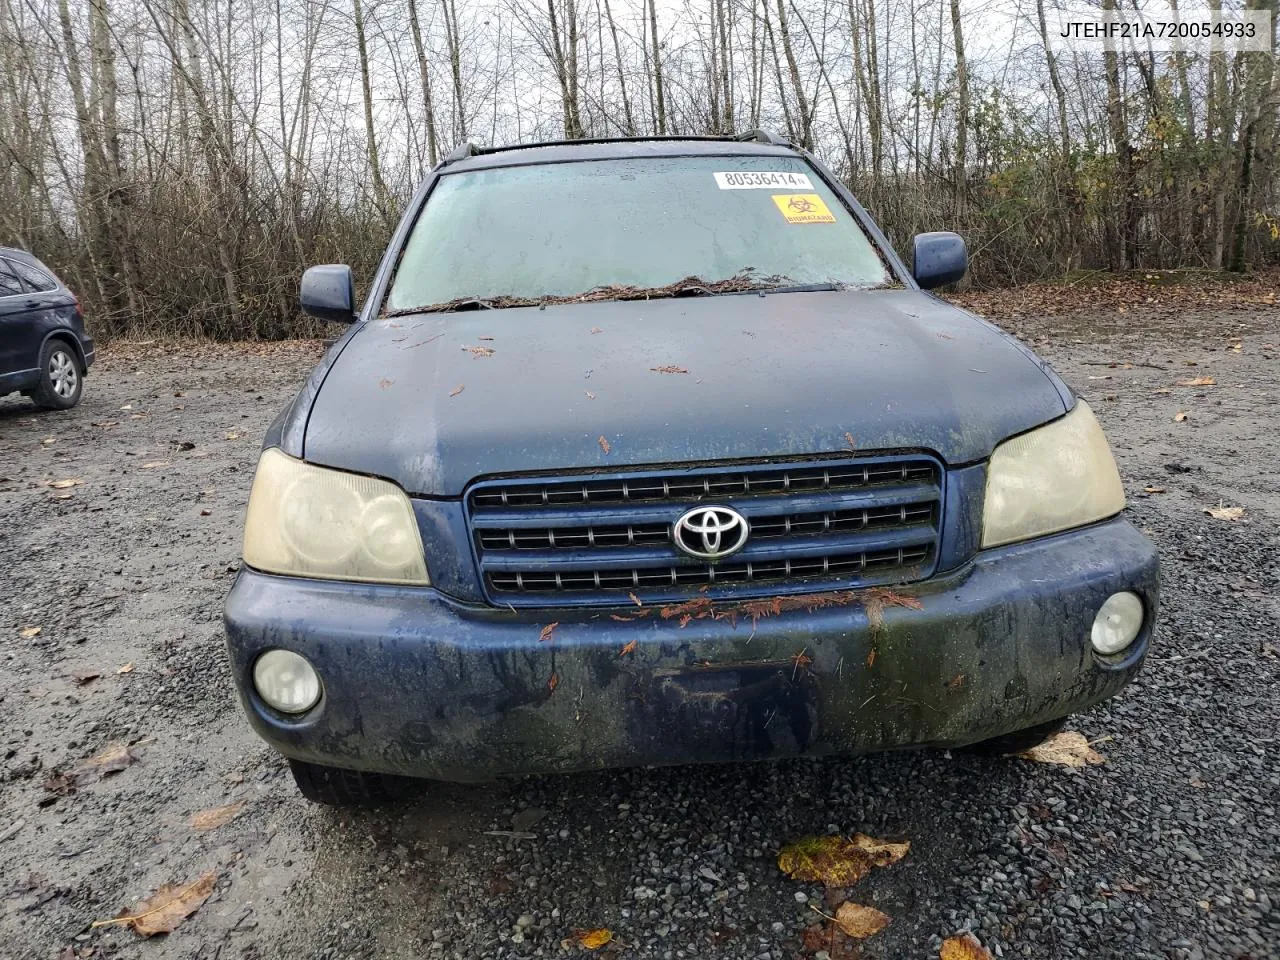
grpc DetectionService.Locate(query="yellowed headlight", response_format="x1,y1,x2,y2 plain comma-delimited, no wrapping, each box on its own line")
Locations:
243,448,429,584
981,401,1125,548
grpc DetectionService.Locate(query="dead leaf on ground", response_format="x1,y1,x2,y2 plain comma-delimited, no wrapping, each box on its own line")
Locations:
573,928,613,950
1015,730,1105,768
598,435,611,454
1174,411,1187,422
940,933,995,959
73,742,142,781
224,431,240,440
539,622,559,642
1205,505,1245,521
449,384,465,397
619,639,638,658
72,670,102,686
41,437,55,446
1143,486,1166,493
777,833,910,887
1178,376,1216,386
190,802,244,831
20,626,41,638
800,922,861,959
95,872,216,937
47,478,83,489
118,663,135,674
140,461,170,470
834,902,891,938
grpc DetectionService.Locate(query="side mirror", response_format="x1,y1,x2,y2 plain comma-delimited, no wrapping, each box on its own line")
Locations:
300,264,357,323
912,232,967,290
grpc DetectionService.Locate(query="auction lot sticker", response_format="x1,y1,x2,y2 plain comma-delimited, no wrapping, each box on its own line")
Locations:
714,171,814,190
772,193,836,224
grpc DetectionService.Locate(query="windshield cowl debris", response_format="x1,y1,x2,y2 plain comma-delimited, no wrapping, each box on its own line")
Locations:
384,272,884,317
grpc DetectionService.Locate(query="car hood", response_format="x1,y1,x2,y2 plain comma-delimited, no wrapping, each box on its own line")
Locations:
302,290,1070,496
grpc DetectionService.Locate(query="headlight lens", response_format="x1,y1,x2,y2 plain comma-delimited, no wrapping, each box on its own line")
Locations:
243,448,429,584
982,401,1125,547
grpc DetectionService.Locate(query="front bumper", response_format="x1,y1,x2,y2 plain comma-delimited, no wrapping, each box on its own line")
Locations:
224,517,1158,781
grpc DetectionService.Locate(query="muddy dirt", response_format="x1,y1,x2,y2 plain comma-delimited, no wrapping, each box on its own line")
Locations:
1,308,1277,960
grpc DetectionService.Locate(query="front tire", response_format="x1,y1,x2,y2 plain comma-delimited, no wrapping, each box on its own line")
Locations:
288,758,424,806
31,340,82,410
966,716,1069,755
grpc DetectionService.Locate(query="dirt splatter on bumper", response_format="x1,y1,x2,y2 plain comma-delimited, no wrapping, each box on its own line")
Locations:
224,517,1158,781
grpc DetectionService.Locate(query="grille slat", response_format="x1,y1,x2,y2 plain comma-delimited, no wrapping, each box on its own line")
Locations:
468,457,942,606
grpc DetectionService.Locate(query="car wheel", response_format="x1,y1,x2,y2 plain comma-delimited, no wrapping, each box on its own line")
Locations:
288,758,424,806
31,340,83,410
965,716,1069,756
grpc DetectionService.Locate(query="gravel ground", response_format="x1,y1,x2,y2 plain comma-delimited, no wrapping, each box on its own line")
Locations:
1,306,1277,960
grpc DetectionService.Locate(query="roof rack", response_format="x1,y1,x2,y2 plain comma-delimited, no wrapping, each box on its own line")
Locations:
735,129,791,146
435,131,793,167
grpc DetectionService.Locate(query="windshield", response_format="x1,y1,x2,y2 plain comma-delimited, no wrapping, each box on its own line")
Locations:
385,155,892,313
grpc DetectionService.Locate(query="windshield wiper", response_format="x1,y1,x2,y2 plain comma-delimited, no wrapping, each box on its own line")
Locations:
386,270,801,316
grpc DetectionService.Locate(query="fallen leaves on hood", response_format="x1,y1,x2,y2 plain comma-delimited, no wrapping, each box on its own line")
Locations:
449,384,465,397
20,626,41,638
95,872,216,937
189,802,244,831
547,672,559,694
619,639,638,657
834,902,892,938
539,622,559,642
589,326,602,334
1205,505,1245,521
462,345,495,358
573,928,613,950
1178,376,1216,386
649,364,689,374
598,435,611,455
777,833,910,887
47,478,83,489
844,432,857,451
1016,730,1105,768
940,932,995,959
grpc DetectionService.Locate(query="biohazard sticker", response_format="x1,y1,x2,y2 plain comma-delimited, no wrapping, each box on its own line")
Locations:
714,171,814,190
772,193,836,224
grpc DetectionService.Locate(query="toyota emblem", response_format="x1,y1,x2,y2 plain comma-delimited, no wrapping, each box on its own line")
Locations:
672,505,750,560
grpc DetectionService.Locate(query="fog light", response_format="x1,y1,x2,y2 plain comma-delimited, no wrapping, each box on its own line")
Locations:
1091,592,1144,656
253,649,321,713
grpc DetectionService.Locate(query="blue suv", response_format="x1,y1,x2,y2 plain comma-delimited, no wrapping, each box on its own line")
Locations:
223,134,1158,805
0,248,94,410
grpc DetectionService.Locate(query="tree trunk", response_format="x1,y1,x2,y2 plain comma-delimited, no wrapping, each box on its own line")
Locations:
406,0,440,166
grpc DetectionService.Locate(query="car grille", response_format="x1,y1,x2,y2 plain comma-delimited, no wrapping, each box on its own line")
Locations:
466,456,943,606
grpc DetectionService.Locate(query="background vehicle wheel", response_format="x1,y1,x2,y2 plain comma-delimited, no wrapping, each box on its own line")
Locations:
965,716,1069,756
288,758,423,806
31,340,83,410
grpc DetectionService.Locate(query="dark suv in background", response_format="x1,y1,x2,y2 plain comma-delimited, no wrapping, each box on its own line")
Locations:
0,247,94,410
